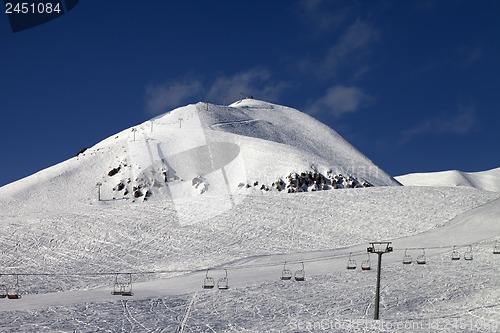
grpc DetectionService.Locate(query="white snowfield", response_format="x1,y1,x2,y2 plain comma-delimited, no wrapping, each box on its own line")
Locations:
396,167,500,193
0,99,499,332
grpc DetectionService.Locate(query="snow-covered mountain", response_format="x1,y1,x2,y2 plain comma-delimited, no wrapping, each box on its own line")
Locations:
0,98,398,217
1,99,500,332
396,167,500,192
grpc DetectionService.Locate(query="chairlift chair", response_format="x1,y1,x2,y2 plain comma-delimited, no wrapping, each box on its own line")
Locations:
202,269,215,289
416,249,427,265
7,293,20,299
0,284,6,299
346,253,357,270
112,273,134,296
112,274,124,295
494,241,500,254
294,262,305,281
280,262,292,281
121,284,134,297
402,249,412,265
0,275,4,298
6,275,21,299
451,246,460,261
120,274,134,297
217,269,229,290
464,245,473,261
361,254,371,271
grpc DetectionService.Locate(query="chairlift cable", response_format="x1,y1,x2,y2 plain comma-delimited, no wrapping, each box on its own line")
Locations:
3,240,498,281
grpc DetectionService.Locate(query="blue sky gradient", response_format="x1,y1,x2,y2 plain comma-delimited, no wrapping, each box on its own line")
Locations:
1,1,499,186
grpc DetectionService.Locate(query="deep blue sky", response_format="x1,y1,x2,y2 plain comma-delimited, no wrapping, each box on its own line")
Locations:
1,1,499,187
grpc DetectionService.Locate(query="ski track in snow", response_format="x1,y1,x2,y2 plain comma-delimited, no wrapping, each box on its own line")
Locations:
0,187,499,332
0,100,499,331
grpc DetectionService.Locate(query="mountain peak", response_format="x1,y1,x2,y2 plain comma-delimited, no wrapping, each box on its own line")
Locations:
0,100,399,214
228,97,275,108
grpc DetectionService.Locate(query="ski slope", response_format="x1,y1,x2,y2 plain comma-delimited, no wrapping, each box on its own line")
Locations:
0,186,499,332
0,99,499,332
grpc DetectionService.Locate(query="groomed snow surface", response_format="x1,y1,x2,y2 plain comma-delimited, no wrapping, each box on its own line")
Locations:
0,187,499,332
0,99,499,332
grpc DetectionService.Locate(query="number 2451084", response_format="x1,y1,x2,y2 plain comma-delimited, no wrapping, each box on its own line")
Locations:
5,2,62,14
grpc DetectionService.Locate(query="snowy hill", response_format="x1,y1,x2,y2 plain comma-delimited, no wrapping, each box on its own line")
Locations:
0,99,398,217
1,99,500,332
396,167,500,192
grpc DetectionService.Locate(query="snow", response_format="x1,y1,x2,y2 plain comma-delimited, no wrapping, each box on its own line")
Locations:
0,99,499,332
0,99,397,214
0,186,499,331
396,167,500,192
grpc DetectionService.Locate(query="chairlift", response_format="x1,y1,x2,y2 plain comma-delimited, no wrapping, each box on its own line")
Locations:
416,248,427,265
403,249,412,265
7,293,20,300
280,262,292,281
121,274,134,297
494,240,500,254
451,246,460,260
6,275,21,299
294,262,305,281
112,274,123,295
361,254,371,271
346,253,357,270
464,245,473,261
217,269,229,290
111,273,134,296
202,269,215,289
0,284,6,299
0,275,6,299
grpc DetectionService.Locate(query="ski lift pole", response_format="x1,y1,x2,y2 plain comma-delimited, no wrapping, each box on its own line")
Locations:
367,242,393,320
96,182,102,201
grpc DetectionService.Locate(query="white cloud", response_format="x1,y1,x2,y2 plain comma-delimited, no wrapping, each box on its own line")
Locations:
401,104,477,143
331,19,379,60
144,68,289,113
306,85,372,117
325,19,379,75
458,46,482,66
145,79,202,114
207,68,289,104
297,0,351,32
299,19,379,80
